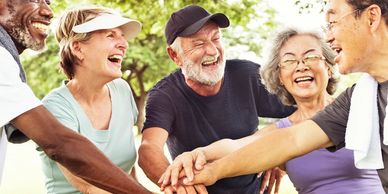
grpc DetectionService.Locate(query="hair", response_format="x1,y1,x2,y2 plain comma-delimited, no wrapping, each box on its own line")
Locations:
56,6,116,79
169,36,183,54
260,28,340,106
347,0,388,24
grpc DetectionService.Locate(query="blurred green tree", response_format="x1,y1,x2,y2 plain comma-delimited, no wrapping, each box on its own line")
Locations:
22,0,277,132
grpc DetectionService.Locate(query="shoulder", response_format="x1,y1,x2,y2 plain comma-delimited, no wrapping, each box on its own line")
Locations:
226,59,260,69
150,70,182,94
0,46,20,76
225,59,260,75
42,85,72,108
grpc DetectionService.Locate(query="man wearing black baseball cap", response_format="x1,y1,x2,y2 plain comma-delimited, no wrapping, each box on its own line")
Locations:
139,4,294,194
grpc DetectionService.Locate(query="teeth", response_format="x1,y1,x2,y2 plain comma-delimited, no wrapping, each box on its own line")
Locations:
295,77,313,82
109,55,123,61
32,22,49,32
202,57,218,65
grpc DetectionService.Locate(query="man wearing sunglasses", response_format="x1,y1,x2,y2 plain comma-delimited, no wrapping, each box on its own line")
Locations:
0,1,151,193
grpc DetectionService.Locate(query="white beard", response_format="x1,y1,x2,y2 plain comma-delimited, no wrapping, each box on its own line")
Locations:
181,55,226,86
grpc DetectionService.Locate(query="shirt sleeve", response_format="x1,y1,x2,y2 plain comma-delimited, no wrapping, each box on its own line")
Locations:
142,88,175,133
0,47,41,143
311,85,354,151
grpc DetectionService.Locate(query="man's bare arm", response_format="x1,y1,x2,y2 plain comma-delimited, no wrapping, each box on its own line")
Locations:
138,127,171,184
188,120,333,185
11,106,151,194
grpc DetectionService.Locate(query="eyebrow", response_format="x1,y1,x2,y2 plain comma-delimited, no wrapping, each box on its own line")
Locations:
282,49,318,57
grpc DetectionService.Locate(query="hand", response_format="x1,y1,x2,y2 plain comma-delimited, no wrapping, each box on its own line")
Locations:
162,184,207,194
182,162,220,187
159,149,207,187
259,167,286,194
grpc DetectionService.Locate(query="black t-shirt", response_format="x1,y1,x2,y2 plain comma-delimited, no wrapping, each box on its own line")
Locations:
143,59,294,194
312,81,388,192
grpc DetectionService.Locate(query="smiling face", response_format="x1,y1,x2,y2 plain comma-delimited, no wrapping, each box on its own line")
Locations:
325,0,371,74
176,22,226,86
279,35,331,102
74,28,128,81
0,0,53,53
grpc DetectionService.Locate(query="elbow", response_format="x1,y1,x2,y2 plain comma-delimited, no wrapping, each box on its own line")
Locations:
138,143,148,170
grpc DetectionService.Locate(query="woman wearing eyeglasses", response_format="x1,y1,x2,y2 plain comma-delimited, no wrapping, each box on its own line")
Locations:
159,28,384,194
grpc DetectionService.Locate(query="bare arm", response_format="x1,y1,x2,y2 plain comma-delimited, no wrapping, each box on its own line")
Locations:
139,127,207,194
11,106,151,194
187,120,333,186
58,163,111,194
138,127,171,184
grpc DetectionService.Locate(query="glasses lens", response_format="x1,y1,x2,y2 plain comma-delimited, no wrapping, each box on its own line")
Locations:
303,55,321,66
281,59,297,69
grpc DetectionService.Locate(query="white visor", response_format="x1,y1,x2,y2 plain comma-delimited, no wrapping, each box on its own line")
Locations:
72,13,142,40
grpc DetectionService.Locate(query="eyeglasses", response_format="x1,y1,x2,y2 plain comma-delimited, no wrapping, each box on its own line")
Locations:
279,55,326,70
323,9,360,33
28,0,51,5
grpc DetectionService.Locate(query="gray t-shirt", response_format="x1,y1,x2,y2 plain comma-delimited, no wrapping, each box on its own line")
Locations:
312,81,388,192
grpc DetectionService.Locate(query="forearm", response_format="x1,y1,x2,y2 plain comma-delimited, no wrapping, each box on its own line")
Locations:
214,121,331,179
201,129,264,161
58,163,111,194
138,144,170,184
12,106,151,194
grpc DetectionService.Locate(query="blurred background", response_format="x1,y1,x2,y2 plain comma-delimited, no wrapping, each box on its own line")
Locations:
1,0,360,193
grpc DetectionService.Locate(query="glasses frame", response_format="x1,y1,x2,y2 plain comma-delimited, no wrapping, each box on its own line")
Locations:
323,9,361,33
278,55,326,70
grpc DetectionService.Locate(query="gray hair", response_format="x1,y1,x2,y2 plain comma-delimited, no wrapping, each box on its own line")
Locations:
169,36,183,54
260,28,340,106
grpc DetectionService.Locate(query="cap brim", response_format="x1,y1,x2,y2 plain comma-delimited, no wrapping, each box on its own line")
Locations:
180,13,229,36
72,14,142,40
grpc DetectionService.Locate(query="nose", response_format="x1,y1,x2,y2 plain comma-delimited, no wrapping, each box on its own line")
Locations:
39,2,54,21
295,61,310,72
117,35,128,51
325,30,334,45
204,42,218,56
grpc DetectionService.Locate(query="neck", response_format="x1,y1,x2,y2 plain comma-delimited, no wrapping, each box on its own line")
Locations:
367,26,388,82
289,92,333,123
185,78,223,96
66,77,109,105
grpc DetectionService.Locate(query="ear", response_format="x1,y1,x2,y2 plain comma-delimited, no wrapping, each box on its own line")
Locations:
71,41,84,61
366,4,382,32
167,47,182,67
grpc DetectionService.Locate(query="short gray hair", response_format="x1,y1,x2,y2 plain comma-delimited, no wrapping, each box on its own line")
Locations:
260,28,340,106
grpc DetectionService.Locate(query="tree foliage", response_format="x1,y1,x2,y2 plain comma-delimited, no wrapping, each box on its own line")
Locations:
22,0,278,131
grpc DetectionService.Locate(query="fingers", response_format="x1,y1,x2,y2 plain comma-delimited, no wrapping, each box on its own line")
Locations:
184,185,196,194
194,151,207,170
259,171,271,194
193,184,208,194
182,157,194,182
163,186,175,194
268,170,276,194
170,162,183,186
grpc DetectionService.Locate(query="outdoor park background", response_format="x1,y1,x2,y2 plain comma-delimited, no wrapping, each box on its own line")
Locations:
1,0,361,193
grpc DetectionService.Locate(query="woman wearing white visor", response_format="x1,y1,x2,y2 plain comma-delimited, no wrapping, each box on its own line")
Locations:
37,6,151,194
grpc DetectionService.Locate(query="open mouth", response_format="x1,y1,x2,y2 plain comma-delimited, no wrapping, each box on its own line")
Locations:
294,76,314,83
201,57,219,67
31,21,50,35
108,54,123,65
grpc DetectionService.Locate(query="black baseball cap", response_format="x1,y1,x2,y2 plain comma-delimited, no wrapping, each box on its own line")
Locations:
165,4,230,45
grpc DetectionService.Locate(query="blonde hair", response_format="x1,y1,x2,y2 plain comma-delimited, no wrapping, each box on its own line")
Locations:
261,28,340,106
56,6,116,79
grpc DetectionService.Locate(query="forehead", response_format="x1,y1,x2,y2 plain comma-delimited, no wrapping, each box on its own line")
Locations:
325,0,353,17
280,35,322,56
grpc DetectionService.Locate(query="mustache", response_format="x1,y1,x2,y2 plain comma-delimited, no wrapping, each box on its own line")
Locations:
201,55,219,64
